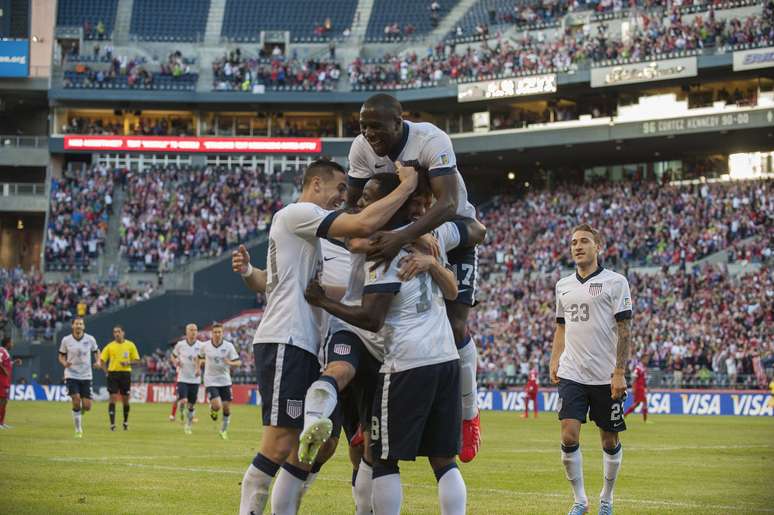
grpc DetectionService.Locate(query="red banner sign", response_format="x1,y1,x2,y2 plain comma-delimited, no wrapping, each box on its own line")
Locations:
63,135,322,153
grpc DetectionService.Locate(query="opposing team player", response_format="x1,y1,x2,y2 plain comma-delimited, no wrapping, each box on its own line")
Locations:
624,356,649,422
199,323,240,439
304,173,467,515
237,159,417,515
0,337,17,429
101,325,141,431
549,224,633,515
523,362,539,419
58,318,100,437
172,323,202,434
347,93,483,462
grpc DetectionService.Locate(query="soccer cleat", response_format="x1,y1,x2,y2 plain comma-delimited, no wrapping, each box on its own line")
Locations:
123,422,128,431
598,500,613,515
521,413,529,418
568,502,589,515
184,426,192,435
219,430,229,440
169,415,175,422
75,431,83,439
459,412,481,463
110,425,116,432
210,410,218,421
298,418,333,465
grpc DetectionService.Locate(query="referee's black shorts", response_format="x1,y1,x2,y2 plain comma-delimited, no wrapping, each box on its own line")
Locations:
107,371,132,396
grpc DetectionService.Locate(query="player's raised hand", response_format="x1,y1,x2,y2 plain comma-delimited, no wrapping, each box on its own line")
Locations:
368,230,405,271
304,278,326,306
232,245,251,275
398,253,435,281
611,371,627,400
394,160,418,188
412,233,441,259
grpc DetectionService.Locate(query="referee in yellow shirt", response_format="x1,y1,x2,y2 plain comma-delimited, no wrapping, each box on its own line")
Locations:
101,325,140,431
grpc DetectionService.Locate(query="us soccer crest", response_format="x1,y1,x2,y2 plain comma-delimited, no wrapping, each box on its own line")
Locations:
286,399,303,419
589,283,603,296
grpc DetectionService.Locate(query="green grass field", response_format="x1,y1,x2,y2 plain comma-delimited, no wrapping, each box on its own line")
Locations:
0,401,772,514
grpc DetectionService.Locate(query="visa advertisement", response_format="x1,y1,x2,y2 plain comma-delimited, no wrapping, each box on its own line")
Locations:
0,39,29,77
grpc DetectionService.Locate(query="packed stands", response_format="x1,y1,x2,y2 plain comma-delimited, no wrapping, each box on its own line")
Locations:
45,165,121,272
62,116,194,136
56,0,118,39
0,267,156,341
130,0,211,42
365,0,461,41
221,0,358,42
119,165,283,272
212,50,341,92
478,179,772,274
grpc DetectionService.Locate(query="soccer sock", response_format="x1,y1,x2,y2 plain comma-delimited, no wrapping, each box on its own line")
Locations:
272,463,309,515
303,375,339,432
643,405,648,422
0,403,5,425
435,463,466,515
301,461,323,501
187,407,195,426
354,459,373,515
221,413,231,432
600,444,623,503
72,408,82,432
239,454,279,515
108,403,115,426
457,335,479,420
123,404,130,423
561,444,587,505
372,462,402,515
171,401,178,417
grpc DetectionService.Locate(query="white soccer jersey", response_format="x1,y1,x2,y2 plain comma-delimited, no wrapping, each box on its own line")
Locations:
348,120,476,219
363,247,458,373
432,220,462,257
199,340,239,387
555,267,633,385
172,339,202,384
252,202,341,356
321,239,351,288
59,333,99,380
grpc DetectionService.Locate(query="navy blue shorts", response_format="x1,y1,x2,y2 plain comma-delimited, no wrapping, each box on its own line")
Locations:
254,342,320,429
177,382,199,404
66,378,92,399
446,244,478,306
558,378,627,433
206,385,233,402
107,372,131,395
371,360,461,461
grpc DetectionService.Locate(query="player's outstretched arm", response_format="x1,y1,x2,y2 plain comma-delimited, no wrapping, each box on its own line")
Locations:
549,324,565,384
232,245,267,293
305,278,392,333
327,163,418,239
612,318,631,399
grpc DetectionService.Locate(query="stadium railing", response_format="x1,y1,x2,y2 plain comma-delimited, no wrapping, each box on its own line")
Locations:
0,135,48,148
0,182,47,197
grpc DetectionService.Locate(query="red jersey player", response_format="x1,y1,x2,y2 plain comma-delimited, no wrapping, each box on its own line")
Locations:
523,364,539,418
0,337,16,429
624,357,648,422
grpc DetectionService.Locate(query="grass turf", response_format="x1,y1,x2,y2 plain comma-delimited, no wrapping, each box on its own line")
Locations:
0,401,772,514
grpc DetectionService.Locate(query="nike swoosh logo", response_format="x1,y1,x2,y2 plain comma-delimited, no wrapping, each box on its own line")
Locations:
375,164,386,168
324,257,336,262
561,291,569,295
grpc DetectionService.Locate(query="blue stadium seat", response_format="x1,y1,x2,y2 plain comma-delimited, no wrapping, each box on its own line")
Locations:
365,0,461,41
130,0,210,42
221,0,358,42
56,0,119,37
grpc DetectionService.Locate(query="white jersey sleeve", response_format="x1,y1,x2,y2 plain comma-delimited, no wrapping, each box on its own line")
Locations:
282,202,340,241
363,256,402,295
419,130,457,176
433,221,461,255
347,135,374,184
227,342,239,362
612,276,633,320
556,283,566,323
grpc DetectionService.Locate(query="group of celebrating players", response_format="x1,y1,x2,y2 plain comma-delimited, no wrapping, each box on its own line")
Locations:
47,92,637,515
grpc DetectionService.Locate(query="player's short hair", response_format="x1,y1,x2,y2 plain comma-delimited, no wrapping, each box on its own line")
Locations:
113,324,125,332
369,173,401,199
211,322,223,330
363,93,402,117
71,317,84,325
571,223,603,246
302,159,346,189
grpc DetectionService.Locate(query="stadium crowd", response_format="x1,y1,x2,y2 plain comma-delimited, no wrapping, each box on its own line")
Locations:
119,165,283,271
0,267,155,341
211,49,342,92
45,165,119,271
478,178,771,274
62,116,194,136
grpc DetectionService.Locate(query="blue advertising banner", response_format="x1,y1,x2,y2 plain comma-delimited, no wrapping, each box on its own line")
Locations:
477,388,774,417
0,39,30,77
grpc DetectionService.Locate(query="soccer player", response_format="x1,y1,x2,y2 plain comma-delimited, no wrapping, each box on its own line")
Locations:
199,323,240,439
101,325,141,431
58,317,100,437
236,158,417,515
0,337,16,429
172,323,202,434
523,363,539,419
549,224,633,515
624,356,648,422
304,173,466,515
347,93,483,462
